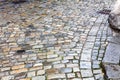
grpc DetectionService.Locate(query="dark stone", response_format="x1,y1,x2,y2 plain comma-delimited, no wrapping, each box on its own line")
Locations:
15,72,26,79
25,31,31,36
108,13,120,33
97,9,111,15
12,0,27,4
16,50,25,54
40,35,45,41
27,24,36,29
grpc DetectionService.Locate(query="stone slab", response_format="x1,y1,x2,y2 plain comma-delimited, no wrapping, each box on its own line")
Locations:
102,38,120,80
108,36,120,44
103,64,120,79
102,43,120,64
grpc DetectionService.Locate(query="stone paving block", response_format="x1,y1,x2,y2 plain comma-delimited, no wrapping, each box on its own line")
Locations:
67,73,75,78
12,64,25,70
52,61,61,64
80,61,91,69
15,72,26,79
81,70,93,77
46,68,59,74
10,68,28,74
1,67,10,72
33,63,43,67
37,70,45,75
20,78,31,80
29,66,43,71
27,56,37,61
44,65,52,70
73,67,80,72
25,63,33,68
86,36,96,42
47,57,62,62
60,68,72,73
27,71,36,77
92,61,100,69
32,76,45,80
83,77,95,80
53,64,65,68
71,78,82,80
73,60,79,63
93,69,102,74
64,56,74,60
47,74,66,79
0,72,9,77
1,75,14,80
47,54,58,58
81,53,91,61
67,64,78,68
94,74,104,80
32,45,43,49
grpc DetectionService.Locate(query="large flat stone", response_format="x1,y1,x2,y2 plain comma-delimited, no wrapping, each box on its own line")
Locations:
102,43,120,64
108,36,120,44
103,64,120,79
102,40,120,80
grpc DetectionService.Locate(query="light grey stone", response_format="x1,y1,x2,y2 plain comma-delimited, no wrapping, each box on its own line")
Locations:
47,74,66,79
81,70,93,77
103,43,120,64
103,64,120,79
27,71,36,77
60,68,72,73
80,61,91,69
1,75,14,80
32,76,45,80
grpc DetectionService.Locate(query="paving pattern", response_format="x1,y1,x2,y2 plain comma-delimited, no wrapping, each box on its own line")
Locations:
0,0,115,80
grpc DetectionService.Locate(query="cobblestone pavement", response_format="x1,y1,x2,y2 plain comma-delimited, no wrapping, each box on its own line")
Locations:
0,0,114,80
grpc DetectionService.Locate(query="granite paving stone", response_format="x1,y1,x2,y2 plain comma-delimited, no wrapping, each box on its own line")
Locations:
32,76,45,80
81,70,93,78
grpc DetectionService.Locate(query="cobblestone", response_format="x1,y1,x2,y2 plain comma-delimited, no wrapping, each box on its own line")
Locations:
32,76,45,80
80,61,91,69
0,0,114,80
1,75,14,80
60,68,72,73
27,71,36,77
81,70,93,78
67,73,75,78
47,74,66,79
37,70,45,76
